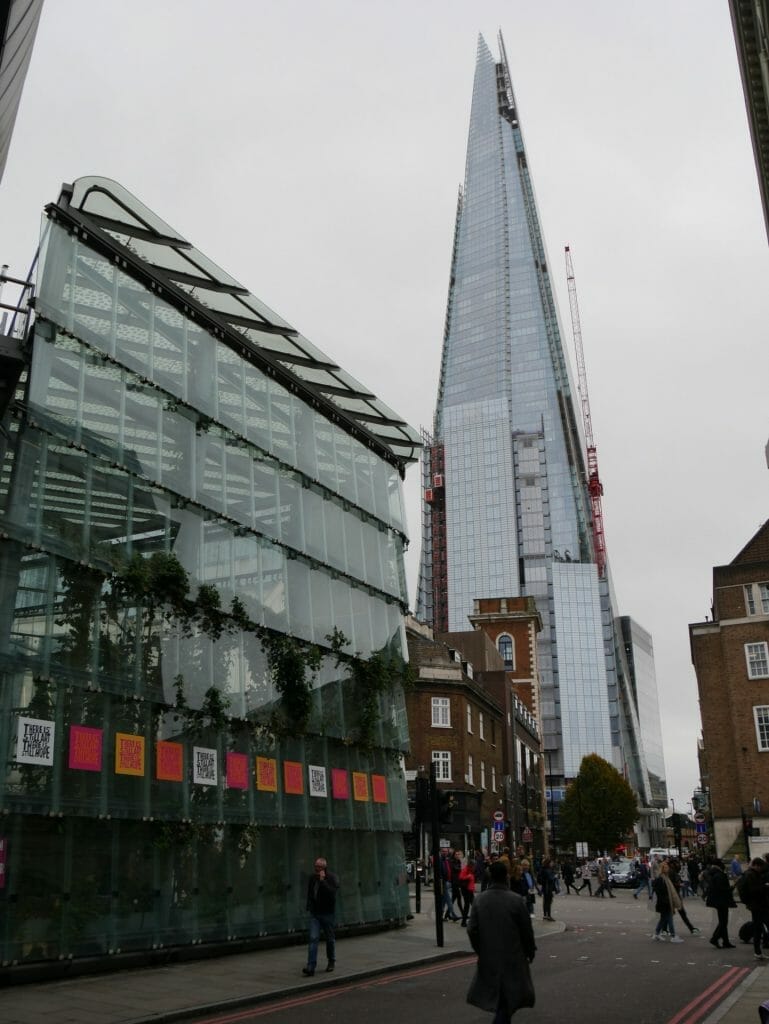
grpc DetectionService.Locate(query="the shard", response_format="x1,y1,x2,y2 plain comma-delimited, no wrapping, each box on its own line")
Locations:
417,34,666,827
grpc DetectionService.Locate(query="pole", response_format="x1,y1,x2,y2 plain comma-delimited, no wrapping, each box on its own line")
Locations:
430,761,444,947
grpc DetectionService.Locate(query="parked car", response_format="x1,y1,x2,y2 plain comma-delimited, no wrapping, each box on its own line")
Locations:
608,858,637,887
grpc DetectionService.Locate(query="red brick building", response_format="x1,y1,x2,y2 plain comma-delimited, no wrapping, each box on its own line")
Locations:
690,520,769,857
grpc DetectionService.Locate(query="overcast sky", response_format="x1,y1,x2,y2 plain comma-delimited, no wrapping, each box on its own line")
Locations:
2,1,768,813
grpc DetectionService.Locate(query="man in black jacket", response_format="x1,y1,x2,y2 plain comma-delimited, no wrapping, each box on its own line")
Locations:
739,858,769,960
302,856,339,977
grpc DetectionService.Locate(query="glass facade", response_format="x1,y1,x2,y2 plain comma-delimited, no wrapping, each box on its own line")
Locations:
417,34,664,808
0,178,418,969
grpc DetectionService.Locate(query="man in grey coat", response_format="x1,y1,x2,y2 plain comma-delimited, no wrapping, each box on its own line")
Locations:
467,860,536,1023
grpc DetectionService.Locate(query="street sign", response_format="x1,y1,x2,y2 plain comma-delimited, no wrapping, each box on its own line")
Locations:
493,810,505,823
696,833,708,846
695,822,707,833
493,830,505,843
693,812,706,824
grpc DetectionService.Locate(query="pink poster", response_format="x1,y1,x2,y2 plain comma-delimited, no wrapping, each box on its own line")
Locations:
226,752,249,790
331,768,349,800
68,725,103,772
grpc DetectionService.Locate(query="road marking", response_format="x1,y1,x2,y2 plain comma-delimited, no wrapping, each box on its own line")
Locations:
665,966,749,1024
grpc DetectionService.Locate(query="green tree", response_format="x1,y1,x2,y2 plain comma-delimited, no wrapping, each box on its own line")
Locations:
558,753,638,853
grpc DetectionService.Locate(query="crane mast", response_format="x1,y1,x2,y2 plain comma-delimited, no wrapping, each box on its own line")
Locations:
565,245,606,578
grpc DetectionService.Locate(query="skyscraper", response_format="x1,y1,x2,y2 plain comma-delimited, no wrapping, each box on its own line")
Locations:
417,33,666,828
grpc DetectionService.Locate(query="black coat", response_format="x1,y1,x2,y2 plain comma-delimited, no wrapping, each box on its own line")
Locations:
705,868,733,910
467,883,536,1019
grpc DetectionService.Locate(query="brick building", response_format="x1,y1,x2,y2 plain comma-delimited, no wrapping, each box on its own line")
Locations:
404,618,506,857
690,519,769,856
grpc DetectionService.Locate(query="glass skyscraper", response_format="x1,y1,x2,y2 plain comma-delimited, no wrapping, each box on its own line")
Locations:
0,176,420,970
417,34,665,817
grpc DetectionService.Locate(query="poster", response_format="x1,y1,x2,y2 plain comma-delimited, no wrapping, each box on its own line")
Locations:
371,774,388,803
283,761,304,795
193,746,218,786
226,752,249,790
331,768,349,800
15,716,55,766
69,725,103,772
256,756,278,792
156,741,184,782
352,771,369,802
308,765,328,798
115,733,145,776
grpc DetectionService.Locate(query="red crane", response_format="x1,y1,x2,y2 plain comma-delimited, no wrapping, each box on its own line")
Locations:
565,245,606,578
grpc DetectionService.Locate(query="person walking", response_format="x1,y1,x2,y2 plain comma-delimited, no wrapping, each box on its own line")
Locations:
466,860,537,1024
302,855,339,976
633,858,651,900
538,858,557,921
460,855,477,927
652,860,684,943
738,857,769,960
441,848,460,921
706,858,736,950
668,858,700,935
561,859,579,895
575,859,593,896
520,858,538,917
595,858,615,898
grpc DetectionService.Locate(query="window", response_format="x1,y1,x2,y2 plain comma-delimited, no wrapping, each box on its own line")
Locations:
467,754,474,786
466,703,473,733
480,760,486,789
491,719,496,747
479,712,485,741
492,765,497,792
755,707,769,751
431,697,451,728
746,642,769,679
432,750,452,781
497,633,514,670
744,583,769,616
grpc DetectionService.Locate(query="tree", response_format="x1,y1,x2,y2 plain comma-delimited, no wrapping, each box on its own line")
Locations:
557,754,638,853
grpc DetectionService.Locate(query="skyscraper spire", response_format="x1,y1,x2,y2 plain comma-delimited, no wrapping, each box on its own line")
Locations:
418,33,666,826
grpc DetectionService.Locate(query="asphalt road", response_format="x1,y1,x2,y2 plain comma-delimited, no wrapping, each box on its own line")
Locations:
173,893,756,1024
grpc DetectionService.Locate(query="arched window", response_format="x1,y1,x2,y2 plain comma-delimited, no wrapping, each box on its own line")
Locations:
497,633,514,670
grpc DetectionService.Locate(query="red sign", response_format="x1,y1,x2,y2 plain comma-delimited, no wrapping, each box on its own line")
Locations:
522,827,533,842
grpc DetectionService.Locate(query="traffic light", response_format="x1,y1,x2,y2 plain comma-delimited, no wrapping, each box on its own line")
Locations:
439,791,455,824
413,776,429,828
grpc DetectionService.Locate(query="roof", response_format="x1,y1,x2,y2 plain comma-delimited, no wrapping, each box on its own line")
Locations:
46,176,421,473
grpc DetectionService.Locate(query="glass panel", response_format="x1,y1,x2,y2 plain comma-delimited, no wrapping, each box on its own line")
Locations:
225,441,254,529
302,486,326,563
243,362,271,452
292,396,317,481
278,472,304,552
161,402,194,498
216,343,244,435
116,270,152,371
123,385,161,481
195,430,224,514
252,458,279,541
151,297,185,398
268,379,294,466
187,321,217,417
323,499,347,576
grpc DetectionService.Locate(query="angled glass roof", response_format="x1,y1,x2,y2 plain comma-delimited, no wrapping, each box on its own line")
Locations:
51,176,420,470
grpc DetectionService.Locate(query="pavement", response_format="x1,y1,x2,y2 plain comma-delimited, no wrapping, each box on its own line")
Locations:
0,888,768,1024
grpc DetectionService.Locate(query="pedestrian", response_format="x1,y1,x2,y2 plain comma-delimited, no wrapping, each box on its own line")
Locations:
651,860,684,943
633,858,651,900
561,859,579,895
730,853,743,881
705,858,736,950
575,859,593,895
520,858,538,917
668,858,700,935
689,857,701,897
466,860,536,1024
441,848,460,921
460,855,477,927
451,848,465,920
537,857,557,921
594,857,615,898
737,857,769,960
302,855,339,976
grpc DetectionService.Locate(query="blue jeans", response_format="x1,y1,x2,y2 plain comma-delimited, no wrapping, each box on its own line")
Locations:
307,912,336,969
656,911,675,937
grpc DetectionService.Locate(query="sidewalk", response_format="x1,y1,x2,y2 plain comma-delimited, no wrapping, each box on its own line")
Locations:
0,890,559,1024
1,889,769,1024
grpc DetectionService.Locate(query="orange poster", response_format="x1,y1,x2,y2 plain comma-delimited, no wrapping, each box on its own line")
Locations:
352,771,369,802
156,741,184,782
256,757,278,792
371,774,388,804
115,733,145,776
284,760,304,795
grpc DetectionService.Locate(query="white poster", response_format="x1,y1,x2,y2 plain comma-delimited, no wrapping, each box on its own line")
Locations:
308,764,328,798
15,717,55,766
193,746,218,786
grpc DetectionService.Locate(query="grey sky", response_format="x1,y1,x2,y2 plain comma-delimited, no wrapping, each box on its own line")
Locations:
2,1,767,814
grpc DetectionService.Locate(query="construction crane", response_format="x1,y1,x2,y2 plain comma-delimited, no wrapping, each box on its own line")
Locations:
564,245,606,578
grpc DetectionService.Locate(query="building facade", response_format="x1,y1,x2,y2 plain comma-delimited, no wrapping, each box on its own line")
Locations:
416,34,664,818
0,0,44,184
690,520,769,858
0,176,420,972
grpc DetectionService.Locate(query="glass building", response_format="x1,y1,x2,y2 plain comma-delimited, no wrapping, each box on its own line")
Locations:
0,176,420,971
417,34,665,818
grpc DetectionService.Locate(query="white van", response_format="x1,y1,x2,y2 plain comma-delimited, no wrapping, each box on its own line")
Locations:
648,847,677,859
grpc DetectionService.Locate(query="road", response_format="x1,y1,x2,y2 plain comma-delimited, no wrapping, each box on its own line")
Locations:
173,891,755,1024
